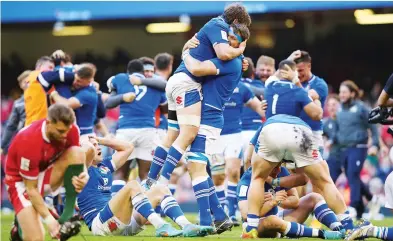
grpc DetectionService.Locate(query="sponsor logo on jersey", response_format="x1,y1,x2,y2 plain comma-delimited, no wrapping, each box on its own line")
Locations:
312,149,319,159
20,157,30,171
103,178,108,185
176,96,183,105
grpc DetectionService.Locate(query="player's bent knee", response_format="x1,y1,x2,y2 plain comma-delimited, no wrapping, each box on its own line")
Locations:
261,215,281,230
127,180,142,194
62,146,86,164
308,192,324,205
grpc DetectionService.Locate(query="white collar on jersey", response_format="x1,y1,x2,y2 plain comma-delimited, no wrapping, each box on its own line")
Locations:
308,74,316,83
41,121,51,143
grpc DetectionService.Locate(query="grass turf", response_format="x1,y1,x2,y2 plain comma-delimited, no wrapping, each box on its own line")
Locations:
2,213,393,241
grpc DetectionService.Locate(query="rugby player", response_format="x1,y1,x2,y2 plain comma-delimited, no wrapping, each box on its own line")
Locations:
147,3,251,186
174,24,250,233
240,56,273,164
49,65,98,140
77,135,213,237
211,80,265,225
243,60,350,238
6,104,89,241
24,57,94,126
239,126,343,239
106,59,167,181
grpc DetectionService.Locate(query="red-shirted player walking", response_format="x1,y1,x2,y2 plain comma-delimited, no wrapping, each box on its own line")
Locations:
5,104,89,241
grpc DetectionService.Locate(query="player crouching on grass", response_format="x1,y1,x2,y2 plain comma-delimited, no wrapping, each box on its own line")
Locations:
77,135,214,237
6,104,90,241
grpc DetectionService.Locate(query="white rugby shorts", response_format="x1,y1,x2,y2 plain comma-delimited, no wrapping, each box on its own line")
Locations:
166,72,202,111
256,123,323,168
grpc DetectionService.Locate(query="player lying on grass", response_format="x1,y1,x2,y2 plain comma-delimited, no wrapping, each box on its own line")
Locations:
77,135,213,237
238,126,344,239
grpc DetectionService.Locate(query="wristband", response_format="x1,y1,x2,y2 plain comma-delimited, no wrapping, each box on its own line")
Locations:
182,49,190,61
43,215,56,225
277,200,282,207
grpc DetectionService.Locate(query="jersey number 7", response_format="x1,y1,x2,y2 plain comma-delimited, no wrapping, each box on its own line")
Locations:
135,86,147,101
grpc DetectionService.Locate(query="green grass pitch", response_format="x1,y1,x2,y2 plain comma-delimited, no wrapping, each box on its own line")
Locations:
2,213,393,241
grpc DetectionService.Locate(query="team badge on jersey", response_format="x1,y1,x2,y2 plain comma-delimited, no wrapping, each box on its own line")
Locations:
102,178,109,185
99,166,110,174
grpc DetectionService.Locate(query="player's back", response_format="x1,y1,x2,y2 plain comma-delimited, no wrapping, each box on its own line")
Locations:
265,79,311,119
5,120,78,182
241,78,265,131
78,157,114,229
175,17,230,82
118,86,166,129
24,71,48,126
299,75,328,131
201,57,242,128
222,81,254,135
73,85,98,135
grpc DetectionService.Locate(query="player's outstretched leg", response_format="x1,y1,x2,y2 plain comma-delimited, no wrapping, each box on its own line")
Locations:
243,152,278,238
345,221,393,241
303,161,354,230
108,180,182,237
256,215,342,240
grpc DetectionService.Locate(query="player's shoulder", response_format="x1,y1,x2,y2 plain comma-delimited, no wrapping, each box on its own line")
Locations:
313,75,328,87
205,16,229,29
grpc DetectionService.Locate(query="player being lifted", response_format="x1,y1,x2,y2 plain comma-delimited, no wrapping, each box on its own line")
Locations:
146,3,251,186
77,135,213,237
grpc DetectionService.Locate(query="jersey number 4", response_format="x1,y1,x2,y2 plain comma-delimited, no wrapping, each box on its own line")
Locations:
135,86,147,101
272,94,279,114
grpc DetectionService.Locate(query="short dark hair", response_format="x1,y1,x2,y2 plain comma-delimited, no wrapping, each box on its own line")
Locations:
139,56,155,66
35,56,54,69
294,51,312,64
278,59,296,70
231,23,250,41
48,103,75,126
223,3,251,26
127,59,144,74
76,63,95,79
154,53,174,71
242,57,255,78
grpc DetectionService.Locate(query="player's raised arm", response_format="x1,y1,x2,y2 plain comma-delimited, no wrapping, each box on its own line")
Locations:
93,136,134,170
104,91,136,109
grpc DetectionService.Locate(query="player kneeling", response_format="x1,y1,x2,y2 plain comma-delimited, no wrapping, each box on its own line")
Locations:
238,127,344,239
77,136,213,237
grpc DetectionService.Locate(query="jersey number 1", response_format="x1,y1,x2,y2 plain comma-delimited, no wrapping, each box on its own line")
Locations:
135,86,147,101
272,94,279,114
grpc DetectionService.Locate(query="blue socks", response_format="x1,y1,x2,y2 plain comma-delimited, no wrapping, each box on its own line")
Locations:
131,193,155,219
215,185,227,209
131,193,166,229
226,181,238,218
207,177,227,222
246,214,260,232
161,195,191,228
284,221,321,238
373,227,393,240
148,145,169,180
314,200,343,231
160,145,184,184
192,176,212,226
